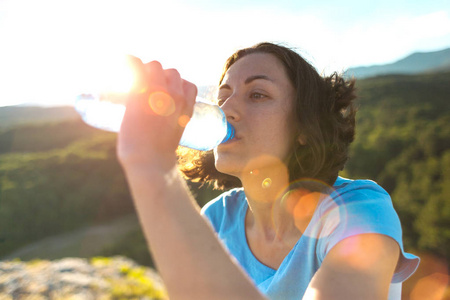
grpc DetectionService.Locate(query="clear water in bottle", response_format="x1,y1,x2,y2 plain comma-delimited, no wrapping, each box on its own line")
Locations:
179,100,235,151
75,94,234,151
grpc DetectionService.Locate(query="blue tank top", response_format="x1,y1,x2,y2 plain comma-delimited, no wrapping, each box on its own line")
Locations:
201,177,420,299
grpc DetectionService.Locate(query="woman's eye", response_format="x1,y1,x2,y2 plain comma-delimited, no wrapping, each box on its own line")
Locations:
250,92,266,100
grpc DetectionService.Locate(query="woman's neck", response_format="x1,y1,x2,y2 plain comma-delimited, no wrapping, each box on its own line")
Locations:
238,160,299,243
238,162,326,244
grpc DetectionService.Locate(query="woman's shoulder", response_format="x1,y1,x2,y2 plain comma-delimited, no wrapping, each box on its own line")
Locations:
334,176,387,191
201,187,245,213
316,176,400,245
312,176,398,241
332,176,391,203
200,188,246,231
323,177,420,283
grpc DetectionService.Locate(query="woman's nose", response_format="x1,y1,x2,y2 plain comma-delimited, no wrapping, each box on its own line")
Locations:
220,95,240,122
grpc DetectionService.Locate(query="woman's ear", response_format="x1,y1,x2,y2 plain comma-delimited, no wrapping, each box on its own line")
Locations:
297,134,307,146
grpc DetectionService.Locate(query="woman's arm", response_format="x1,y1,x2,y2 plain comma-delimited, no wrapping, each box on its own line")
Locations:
117,58,266,300
303,233,400,300
122,166,266,299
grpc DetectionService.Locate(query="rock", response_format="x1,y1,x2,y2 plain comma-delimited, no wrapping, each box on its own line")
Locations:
0,256,167,299
50,257,95,274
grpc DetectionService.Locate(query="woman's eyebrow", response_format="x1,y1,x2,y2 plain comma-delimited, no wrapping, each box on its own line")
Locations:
244,75,273,85
219,75,274,91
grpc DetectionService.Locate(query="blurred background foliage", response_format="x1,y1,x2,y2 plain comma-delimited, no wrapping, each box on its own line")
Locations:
343,72,450,259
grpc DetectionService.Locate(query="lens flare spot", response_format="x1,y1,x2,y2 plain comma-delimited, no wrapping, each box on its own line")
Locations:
404,252,449,300
282,178,342,238
283,188,325,233
137,86,148,94
262,178,272,189
293,192,322,218
250,169,260,175
241,155,289,202
148,92,175,116
410,273,449,300
284,189,309,215
178,115,191,128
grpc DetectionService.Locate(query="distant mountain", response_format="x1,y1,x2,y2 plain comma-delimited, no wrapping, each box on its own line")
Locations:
345,48,450,79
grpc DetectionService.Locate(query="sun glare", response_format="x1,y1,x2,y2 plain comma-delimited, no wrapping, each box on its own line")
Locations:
98,56,137,94
78,54,139,100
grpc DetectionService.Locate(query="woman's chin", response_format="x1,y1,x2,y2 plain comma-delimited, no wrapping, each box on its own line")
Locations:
214,159,241,178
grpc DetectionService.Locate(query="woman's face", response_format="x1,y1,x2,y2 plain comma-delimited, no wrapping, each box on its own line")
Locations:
214,53,298,178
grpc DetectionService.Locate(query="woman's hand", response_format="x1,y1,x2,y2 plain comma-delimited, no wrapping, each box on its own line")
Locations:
117,57,198,171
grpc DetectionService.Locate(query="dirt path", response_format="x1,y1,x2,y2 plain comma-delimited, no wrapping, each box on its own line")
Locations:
2,214,140,261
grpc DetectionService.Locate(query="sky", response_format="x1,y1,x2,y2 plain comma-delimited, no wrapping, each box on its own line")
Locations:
0,0,449,107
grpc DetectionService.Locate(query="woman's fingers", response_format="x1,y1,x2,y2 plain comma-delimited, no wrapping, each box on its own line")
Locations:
182,79,197,117
145,61,166,92
118,58,198,167
125,55,147,94
142,61,197,119
165,68,183,98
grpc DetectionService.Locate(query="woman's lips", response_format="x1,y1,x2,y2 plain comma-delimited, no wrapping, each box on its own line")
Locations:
220,135,241,146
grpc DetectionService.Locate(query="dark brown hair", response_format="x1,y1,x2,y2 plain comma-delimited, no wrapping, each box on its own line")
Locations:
178,42,357,189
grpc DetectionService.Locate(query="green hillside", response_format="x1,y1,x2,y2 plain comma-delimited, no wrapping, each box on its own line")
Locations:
0,118,219,266
0,122,136,257
343,72,450,258
0,72,449,269
0,118,100,154
0,106,78,129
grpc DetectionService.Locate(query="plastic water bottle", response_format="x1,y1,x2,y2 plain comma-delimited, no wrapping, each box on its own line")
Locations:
75,94,235,151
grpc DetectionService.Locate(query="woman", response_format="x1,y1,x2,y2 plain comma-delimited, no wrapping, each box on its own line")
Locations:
117,43,419,299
